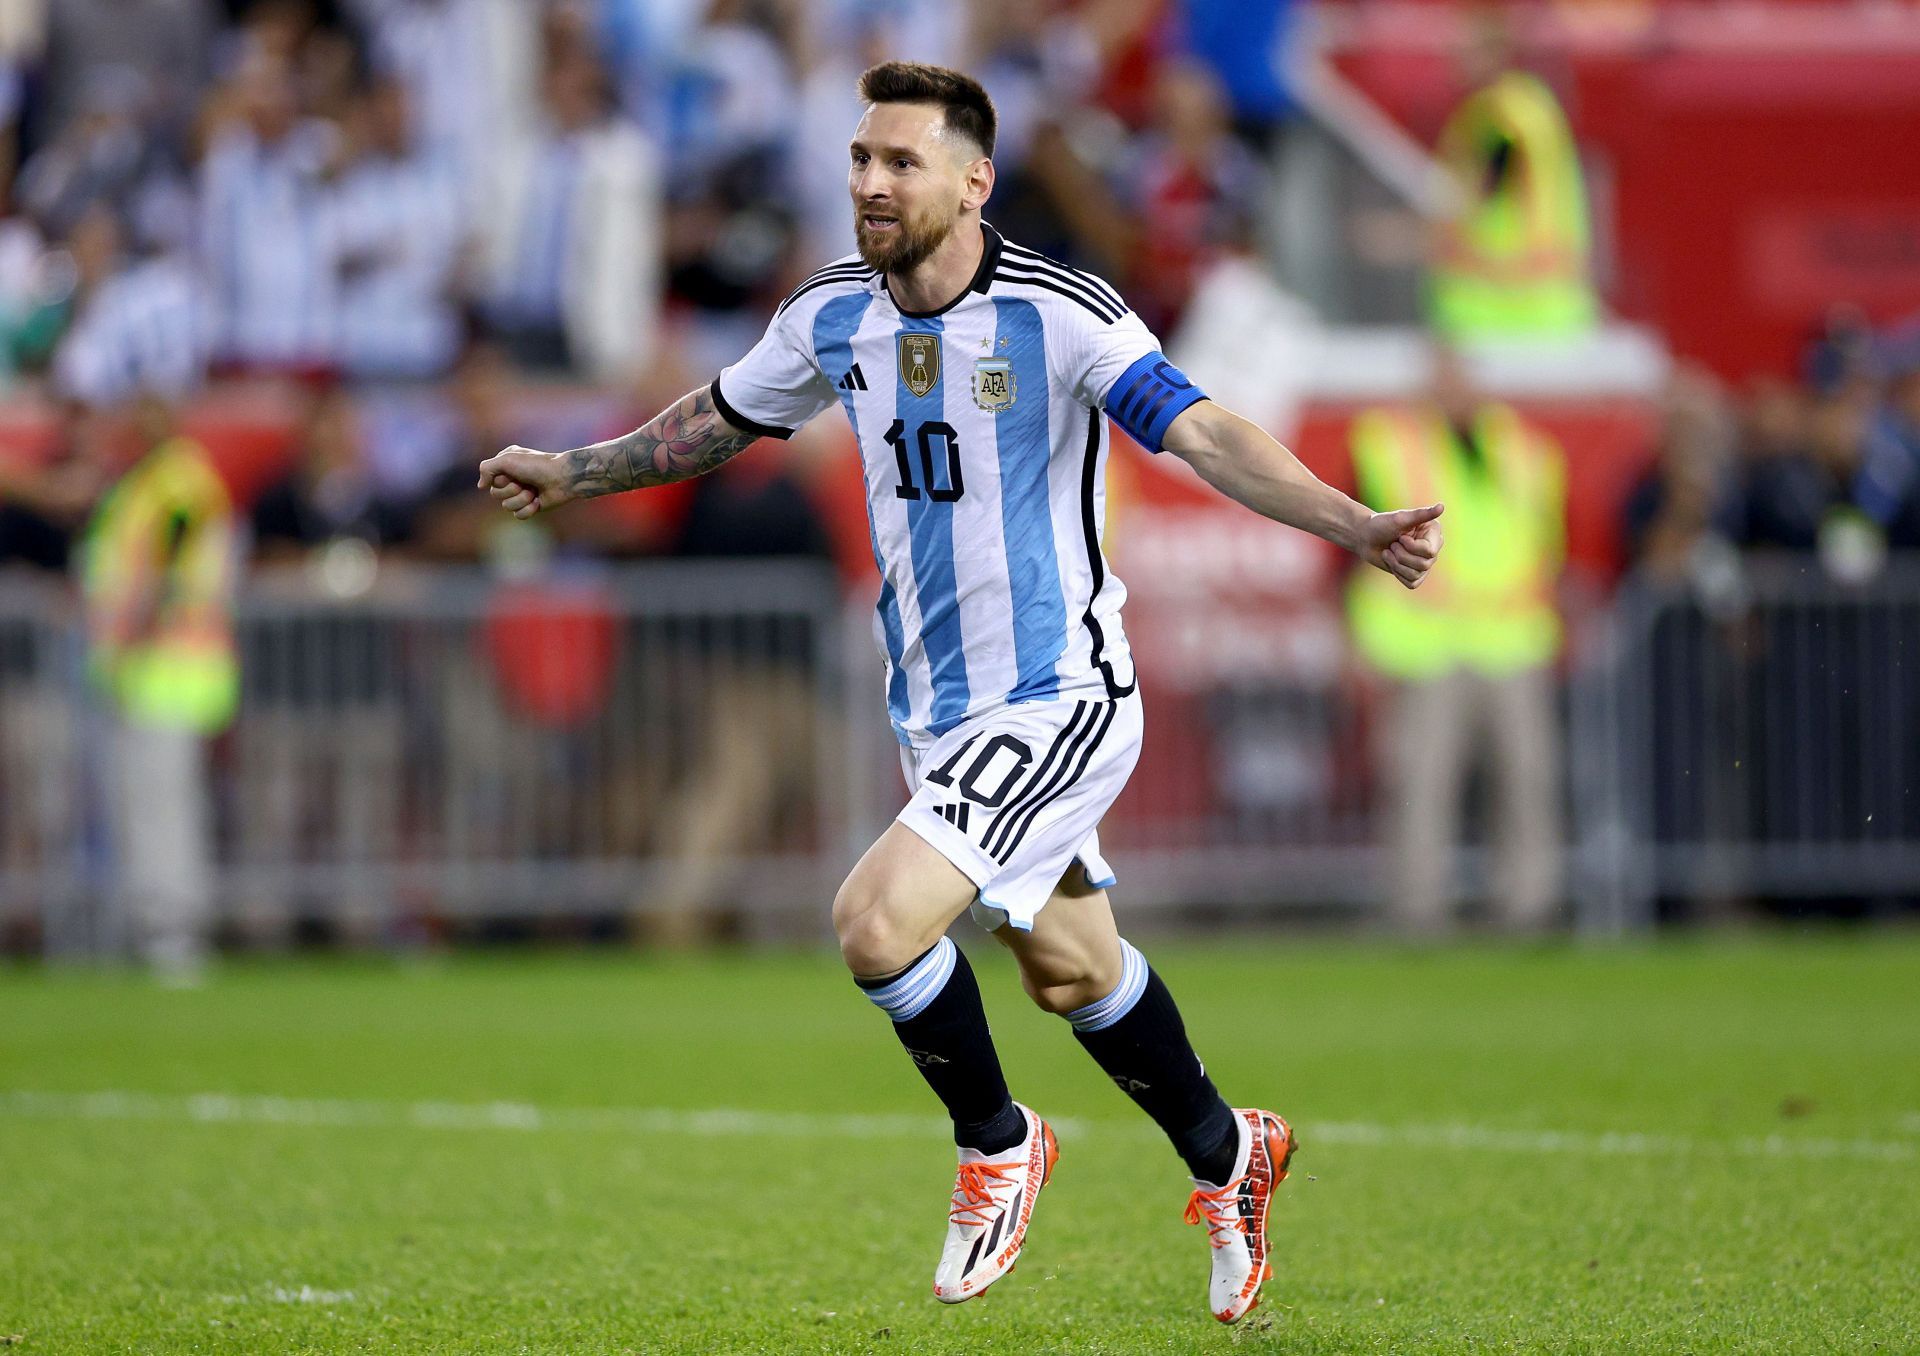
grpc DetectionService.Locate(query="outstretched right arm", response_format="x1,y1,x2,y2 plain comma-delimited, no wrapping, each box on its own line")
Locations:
476,384,760,520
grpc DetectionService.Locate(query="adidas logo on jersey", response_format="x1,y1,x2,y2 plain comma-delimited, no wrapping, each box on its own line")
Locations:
838,363,868,391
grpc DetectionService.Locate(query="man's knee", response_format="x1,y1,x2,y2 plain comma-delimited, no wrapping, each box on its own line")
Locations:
833,873,919,978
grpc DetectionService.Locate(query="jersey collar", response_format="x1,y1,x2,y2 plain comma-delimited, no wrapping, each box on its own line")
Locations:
882,221,1004,319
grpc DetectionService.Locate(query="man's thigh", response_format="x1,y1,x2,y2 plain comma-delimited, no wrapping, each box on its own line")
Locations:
833,821,982,971
990,865,1123,995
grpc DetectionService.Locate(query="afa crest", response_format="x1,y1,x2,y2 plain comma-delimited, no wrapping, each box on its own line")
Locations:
898,333,940,397
972,358,1016,412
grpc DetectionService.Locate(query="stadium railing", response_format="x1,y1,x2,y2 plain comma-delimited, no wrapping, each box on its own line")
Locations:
5,558,1915,951
0,562,855,952
1569,557,1920,932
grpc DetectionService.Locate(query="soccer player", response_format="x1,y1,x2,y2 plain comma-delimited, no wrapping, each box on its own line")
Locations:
478,62,1443,1323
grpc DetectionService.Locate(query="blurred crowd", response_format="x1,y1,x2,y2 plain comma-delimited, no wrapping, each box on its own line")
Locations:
0,0,1303,581
1624,307,1920,587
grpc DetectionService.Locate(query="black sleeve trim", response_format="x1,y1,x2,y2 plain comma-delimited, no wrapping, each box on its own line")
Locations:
709,378,796,441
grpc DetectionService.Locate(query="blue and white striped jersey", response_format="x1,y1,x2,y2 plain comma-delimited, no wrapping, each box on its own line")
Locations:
713,223,1207,746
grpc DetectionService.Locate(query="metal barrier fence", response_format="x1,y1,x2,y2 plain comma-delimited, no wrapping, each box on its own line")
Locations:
5,560,1917,951
1570,559,1920,932
0,563,857,952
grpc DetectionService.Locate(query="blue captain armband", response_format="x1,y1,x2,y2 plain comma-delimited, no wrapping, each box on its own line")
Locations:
1104,353,1207,453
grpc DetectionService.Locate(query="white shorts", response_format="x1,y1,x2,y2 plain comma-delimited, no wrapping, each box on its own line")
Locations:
897,691,1143,933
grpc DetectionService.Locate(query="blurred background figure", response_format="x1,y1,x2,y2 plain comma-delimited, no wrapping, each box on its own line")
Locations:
78,399,238,976
1620,368,1740,584
40,0,212,157
237,385,407,943
197,48,341,376
1349,344,1565,936
50,204,209,408
0,403,112,910
630,431,839,949
477,17,661,380
327,76,466,383
1428,10,1594,344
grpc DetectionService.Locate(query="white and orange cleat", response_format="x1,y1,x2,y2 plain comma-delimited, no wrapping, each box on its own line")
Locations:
932,1102,1059,1303
1183,1108,1298,1324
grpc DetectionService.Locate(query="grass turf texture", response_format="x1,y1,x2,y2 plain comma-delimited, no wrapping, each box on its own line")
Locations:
2,936,1917,1354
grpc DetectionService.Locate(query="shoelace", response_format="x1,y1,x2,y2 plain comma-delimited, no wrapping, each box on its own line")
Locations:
949,1161,1020,1228
1184,1180,1248,1249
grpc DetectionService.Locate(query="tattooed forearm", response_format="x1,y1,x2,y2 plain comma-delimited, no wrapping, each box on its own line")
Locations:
559,387,761,498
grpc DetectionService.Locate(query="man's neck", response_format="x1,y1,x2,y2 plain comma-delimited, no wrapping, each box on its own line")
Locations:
886,217,985,315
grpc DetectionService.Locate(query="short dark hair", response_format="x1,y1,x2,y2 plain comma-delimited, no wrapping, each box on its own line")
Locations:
857,61,996,159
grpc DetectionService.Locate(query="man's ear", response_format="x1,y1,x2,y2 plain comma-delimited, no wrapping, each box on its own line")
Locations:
962,156,995,213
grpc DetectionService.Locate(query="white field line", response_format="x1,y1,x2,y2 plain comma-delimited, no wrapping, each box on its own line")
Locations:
0,1089,1913,1165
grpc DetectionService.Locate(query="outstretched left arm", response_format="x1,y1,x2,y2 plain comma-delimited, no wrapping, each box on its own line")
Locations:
1162,400,1444,589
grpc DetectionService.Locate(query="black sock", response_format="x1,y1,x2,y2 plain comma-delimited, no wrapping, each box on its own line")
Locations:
1069,943,1241,1184
856,936,1025,1154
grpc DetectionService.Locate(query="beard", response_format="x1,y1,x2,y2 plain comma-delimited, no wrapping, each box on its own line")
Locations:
854,202,955,274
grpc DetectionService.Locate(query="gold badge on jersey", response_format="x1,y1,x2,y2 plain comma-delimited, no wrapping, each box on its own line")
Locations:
972,357,1016,412
898,333,940,397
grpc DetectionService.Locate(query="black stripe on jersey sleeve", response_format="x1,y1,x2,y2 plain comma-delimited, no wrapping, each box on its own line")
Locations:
708,377,796,440
992,268,1123,324
775,264,877,316
1079,407,1136,699
998,242,1128,313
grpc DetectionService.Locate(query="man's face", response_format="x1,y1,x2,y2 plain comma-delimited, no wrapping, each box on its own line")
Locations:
848,102,978,273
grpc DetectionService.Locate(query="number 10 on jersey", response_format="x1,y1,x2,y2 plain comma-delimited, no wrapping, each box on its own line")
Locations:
886,419,964,503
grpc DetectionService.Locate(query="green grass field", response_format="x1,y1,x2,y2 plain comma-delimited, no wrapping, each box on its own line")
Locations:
4,935,1919,1354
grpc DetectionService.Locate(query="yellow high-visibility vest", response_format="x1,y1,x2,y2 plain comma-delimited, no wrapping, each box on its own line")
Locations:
1346,403,1564,680
1430,70,1596,341
80,437,239,733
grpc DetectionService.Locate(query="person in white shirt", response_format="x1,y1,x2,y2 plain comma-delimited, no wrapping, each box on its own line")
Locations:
476,43,661,381
328,77,465,381
196,50,339,373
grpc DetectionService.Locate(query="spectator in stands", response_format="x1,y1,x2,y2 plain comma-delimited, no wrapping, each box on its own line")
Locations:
16,67,189,245
79,397,238,976
1732,378,1820,552
0,404,111,916
345,0,539,220
402,340,534,562
1738,376,1916,575
1171,0,1301,149
196,48,340,374
477,33,661,380
1009,59,1261,338
1347,343,1566,936
1428,13,1595,343
656,3,794,376
633,435,840,948
1123,60,1266,338
328,76,466,382
250,384,411,560
957,0,1099,263
51,204,211,408
0,212,72,386
1621,368,1742,583
592,0,708,135
1868,336,1920,532
41,0,214,155
0,8,37,209
239,383,406,942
